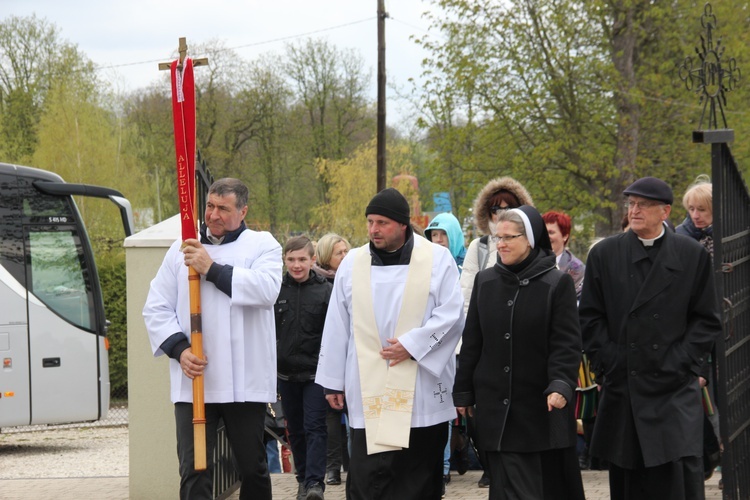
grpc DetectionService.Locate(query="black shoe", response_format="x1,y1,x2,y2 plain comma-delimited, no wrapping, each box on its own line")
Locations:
444,473,451,484
325,470,341,485
478,472,490,488
456,440,469,475
296,481,306,500
579,455,591,470
590,457,608,471
305,482,325,500
441,480,446,498
704,451,721,481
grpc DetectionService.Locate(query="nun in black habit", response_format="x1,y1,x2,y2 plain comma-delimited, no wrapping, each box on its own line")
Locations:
453,205,585,500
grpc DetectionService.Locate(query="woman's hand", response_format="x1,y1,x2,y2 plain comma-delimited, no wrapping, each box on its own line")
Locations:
547,392,567,411
456,406,474,417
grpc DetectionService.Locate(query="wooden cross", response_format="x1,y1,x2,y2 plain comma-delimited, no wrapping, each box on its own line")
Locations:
158,37,209,71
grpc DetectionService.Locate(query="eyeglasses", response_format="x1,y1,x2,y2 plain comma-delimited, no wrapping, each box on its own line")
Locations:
497,234,525,243
490,205,511,214
624,200,663,211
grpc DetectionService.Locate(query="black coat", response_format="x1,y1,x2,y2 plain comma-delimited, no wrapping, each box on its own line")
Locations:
275,270,332,381
579,230,722,468
453,250,582,453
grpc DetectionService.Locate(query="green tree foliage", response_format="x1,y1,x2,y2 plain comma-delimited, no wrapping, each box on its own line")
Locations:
222,56,303,232
313,139,420,244
0,15,95,164
123,84,177,224
97,252,128,397
285,39,376,203
416,0,617,231
285,38,374,161
33,79,148,246
668,0,750,215
417,0,750,235
121,39,377,233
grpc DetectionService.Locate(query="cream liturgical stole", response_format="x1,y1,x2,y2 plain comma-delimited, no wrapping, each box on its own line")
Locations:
352,239,433,455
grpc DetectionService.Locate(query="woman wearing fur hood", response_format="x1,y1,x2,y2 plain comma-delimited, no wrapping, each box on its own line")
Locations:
456,177,534,490
459,177,534,313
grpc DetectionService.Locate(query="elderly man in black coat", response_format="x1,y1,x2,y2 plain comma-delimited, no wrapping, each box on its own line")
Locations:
579,177,722,500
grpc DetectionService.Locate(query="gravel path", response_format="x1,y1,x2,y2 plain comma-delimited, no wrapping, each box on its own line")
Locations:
0,426,128,479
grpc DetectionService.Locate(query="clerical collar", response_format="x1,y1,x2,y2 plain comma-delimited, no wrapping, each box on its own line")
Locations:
200,221,247,245
206,228,224,245
637,226,665,247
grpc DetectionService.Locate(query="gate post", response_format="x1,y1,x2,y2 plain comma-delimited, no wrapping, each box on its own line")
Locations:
680,4,749,499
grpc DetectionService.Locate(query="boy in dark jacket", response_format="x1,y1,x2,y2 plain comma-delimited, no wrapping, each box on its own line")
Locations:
275,235,333,500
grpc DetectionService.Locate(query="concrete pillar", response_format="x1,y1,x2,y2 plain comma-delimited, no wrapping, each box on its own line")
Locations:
125,215,180,499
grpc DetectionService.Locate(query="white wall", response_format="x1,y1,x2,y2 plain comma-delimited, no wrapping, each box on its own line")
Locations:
125,215,181,499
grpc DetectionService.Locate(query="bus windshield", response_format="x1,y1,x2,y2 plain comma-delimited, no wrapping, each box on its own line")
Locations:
27,229,94,330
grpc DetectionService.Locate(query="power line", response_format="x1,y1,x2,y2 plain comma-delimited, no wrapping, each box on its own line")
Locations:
94,17,376,72
389,17,430,35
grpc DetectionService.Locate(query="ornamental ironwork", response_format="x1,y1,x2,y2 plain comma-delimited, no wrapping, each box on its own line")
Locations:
678,3,741,130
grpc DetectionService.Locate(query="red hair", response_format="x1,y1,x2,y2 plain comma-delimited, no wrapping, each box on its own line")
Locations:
542,211,572,239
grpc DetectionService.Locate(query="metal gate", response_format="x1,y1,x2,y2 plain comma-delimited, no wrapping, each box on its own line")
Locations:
681,5,750,498
695,132,750,500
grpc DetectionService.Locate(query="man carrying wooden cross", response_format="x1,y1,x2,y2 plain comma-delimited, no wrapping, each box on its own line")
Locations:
144,178,282,500
316,188,465,499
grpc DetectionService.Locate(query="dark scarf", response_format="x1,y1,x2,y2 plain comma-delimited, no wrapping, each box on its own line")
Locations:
678,216,713,240
370,226,415,266
503,247,540,275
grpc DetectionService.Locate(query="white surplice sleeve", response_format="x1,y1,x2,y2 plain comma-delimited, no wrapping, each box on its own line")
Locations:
230,231,283,307
315,250,355,392
398,243,465,378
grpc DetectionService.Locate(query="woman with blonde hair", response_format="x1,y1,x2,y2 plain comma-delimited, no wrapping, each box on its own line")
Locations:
313,233,352,486
314,233,351,284
676,174,713,254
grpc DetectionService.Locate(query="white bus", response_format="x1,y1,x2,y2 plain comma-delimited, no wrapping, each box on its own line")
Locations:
0,162,133,427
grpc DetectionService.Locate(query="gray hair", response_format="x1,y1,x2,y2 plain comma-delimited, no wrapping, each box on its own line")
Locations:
208,178,249,209
496,210,526,235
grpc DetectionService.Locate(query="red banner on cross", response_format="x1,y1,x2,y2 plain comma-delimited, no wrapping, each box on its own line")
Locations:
170,58,197,241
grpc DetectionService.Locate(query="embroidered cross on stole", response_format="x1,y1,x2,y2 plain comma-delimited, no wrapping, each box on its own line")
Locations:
352,239,433,455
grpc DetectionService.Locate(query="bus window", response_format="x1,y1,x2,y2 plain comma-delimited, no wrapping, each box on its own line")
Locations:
22,189,71,219
27,229,95,330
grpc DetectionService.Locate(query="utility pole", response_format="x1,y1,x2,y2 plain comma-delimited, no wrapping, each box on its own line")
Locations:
377,0,387,192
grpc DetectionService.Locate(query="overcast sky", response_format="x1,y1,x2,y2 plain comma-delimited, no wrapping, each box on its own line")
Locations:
2,0,440,126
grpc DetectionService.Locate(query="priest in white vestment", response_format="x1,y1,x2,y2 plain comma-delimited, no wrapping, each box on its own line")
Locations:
315,188,465,500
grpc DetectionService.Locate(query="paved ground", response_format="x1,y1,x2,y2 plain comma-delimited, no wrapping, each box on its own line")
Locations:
0,469,724,499
0,424,726,499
